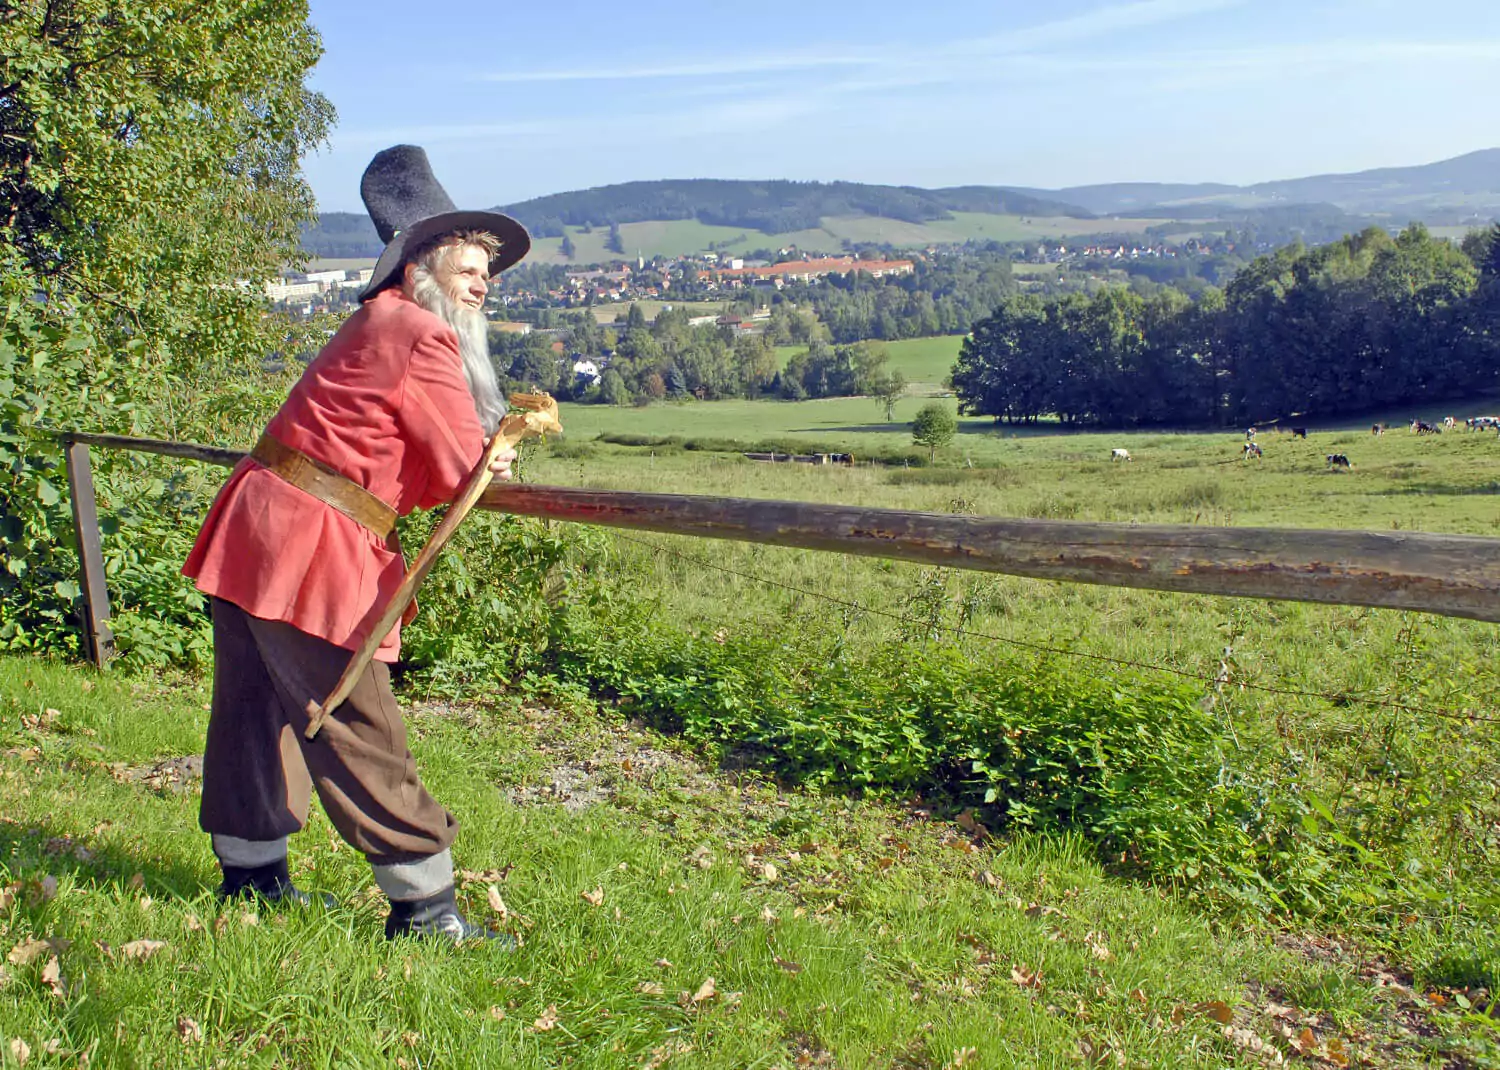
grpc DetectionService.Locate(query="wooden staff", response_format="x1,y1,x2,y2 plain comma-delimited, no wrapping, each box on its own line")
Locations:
304,393,562,740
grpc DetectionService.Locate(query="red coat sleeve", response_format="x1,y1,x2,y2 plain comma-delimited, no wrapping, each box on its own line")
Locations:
398,328,486,510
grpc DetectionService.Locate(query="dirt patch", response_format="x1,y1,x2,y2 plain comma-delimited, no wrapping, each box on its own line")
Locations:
505,710,721,812
108,755,202,794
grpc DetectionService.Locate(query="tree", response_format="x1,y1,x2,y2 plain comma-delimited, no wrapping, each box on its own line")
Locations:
560,233,576,259
911,403,957,462
598,369,632,406
606,222,624,255
870,371,908,422
1,0,331,656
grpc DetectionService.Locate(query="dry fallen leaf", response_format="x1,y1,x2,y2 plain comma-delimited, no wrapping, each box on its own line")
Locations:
35,876,57,902
1010,964,1042,989
581,887,604,907
9,937,51,966
40,956,65,999
184,914,205,934
9,1038,29,1065
1200,1000,1234,1025
692,977,717,1003
487,885,509,917
533,1004,559,1031
948,1046,979,1068
760,863,778,882
636,981,665,996
487,1006,505,1021
176,1016,202,1044
774,956,804,974
654,958,673,970
1289,1027,1318,1055
127,872,145,891
120,939,166,962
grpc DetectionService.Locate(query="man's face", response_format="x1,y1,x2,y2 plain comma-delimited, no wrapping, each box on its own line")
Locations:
432,244,490,310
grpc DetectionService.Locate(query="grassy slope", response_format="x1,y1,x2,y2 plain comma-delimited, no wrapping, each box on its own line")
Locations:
526,213,1166,265
769,337,964,393
0,657,1454,1069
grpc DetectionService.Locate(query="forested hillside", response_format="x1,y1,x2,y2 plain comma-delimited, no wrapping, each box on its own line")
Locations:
952,224,1500,427
497,179,1092,237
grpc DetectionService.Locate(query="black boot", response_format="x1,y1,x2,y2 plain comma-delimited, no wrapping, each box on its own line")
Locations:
385,885,513,945
217,857,332,908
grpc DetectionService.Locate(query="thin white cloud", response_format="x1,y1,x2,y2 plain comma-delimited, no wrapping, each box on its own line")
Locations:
961,0,1249,54
477,50,876,84
337,94,820,151
473,0,1246,85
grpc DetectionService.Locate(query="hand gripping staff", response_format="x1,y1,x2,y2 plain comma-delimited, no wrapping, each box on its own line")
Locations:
304,392,563,740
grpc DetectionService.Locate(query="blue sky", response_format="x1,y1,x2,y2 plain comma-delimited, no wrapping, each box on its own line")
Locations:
301,0,1500,212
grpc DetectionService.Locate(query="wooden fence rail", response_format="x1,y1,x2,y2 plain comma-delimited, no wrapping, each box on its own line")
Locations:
57,432,1500,668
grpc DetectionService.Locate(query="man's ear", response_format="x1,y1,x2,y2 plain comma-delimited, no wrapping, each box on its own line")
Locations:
402,261,419,291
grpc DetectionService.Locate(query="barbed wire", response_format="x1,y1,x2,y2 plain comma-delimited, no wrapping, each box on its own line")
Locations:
611,531,1500,726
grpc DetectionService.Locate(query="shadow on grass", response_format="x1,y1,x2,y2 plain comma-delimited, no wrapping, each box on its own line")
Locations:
0,815,209,901
1368,482,1500,496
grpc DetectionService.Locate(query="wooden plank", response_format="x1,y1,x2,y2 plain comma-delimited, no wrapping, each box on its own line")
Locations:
62,440,116,667
63,432,245,469
480,484,1500,622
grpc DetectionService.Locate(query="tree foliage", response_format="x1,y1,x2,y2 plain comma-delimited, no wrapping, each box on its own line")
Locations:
1,0,332,654
911,403,957,461
953,225,1498,427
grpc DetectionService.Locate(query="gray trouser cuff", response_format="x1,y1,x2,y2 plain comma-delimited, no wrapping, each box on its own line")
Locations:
372,848,454,901
212,834,289,869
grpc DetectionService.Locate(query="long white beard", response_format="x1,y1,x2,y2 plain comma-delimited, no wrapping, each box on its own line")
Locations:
409,267,504,436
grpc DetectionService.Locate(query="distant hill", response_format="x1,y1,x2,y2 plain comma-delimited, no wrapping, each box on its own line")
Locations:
300,149,1500,260
494,179,1092,238
1024,148,1500,220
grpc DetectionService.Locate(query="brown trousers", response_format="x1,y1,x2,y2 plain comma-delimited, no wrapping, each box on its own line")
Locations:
199,598,457,865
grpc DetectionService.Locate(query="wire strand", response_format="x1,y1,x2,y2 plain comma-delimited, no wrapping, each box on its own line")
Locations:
612,531,1500,726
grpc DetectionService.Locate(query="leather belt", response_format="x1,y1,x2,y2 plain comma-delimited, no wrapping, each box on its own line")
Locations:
249,433,397,540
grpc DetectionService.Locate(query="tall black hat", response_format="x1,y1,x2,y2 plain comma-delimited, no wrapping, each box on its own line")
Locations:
358,145,530,301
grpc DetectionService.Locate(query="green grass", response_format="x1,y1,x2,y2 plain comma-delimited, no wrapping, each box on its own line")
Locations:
768,337,963,393
8,396,1500,1066
526,213,1170,265
0,655,1471,1069
587,300,729,325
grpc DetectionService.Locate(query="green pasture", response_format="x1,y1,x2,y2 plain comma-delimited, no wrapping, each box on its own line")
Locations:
533,410,1500,705
587,299,728,325
306,257,377,273
769,335,963,392
528,220,766,265
527,213,1169,265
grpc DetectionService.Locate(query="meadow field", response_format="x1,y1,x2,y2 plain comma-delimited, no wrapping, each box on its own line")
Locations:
3,394,1498,1067
525,213,1167,264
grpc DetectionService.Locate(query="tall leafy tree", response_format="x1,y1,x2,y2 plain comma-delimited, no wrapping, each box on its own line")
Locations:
1,0,332,653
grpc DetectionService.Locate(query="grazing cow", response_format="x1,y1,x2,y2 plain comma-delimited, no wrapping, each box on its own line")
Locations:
1326,453,1352,470
1412,420,1440,435
1444,416,1457,430
1245,426,1257,441
1111,448,1131,462
1371,423,1385,436
1242,442,1263,459
1291,427,1308,439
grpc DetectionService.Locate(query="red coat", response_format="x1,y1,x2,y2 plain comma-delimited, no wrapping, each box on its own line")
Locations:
184,288,485,661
